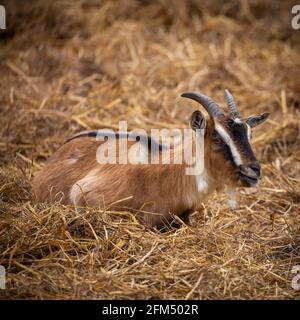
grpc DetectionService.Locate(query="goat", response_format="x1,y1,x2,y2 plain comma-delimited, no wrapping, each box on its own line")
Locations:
33,90,269,228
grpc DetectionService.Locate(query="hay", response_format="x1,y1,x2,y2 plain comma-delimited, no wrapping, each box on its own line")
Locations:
0,0,300,299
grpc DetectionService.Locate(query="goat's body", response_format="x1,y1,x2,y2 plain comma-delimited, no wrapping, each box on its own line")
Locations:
33,136,214,227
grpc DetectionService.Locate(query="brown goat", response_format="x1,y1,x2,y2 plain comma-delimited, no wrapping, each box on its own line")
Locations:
33,91,269,228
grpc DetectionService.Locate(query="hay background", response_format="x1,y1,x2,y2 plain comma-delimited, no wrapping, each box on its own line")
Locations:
0,0,300,299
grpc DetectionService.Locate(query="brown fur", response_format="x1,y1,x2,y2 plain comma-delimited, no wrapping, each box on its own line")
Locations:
33,136,203,228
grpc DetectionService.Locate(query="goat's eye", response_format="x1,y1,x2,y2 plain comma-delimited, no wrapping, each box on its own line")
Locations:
212,131,222,144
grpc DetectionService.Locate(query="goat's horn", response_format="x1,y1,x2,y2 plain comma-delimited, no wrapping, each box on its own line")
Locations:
181,92,225,118
225,89,239,117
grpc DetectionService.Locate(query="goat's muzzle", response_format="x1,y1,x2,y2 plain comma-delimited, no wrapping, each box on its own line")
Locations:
238,162,261,187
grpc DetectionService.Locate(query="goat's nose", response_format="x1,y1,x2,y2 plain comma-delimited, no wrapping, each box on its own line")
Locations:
249,162,261,177
239,163,260,179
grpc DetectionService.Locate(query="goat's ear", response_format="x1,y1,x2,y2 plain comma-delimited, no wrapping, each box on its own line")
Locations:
190,110,206,131
246,112,270,128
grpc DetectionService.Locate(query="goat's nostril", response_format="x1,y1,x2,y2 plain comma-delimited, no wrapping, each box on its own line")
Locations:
250,162,261,176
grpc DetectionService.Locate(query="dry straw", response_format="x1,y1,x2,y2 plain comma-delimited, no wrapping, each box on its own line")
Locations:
0,0,300,299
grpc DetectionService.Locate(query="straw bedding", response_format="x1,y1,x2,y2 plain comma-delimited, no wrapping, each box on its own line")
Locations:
0,0,300,299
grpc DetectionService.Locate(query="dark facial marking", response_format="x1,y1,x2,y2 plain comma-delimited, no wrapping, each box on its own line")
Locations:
229,121,257,163
214,118,257,167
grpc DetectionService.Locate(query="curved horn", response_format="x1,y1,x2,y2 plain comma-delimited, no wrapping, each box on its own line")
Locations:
181,92,225,118
225,89,239,117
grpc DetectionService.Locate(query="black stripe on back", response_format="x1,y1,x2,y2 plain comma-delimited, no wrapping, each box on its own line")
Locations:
64,130,166,152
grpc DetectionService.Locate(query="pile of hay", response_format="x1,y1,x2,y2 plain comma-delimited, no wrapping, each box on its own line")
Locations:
0,0,300,299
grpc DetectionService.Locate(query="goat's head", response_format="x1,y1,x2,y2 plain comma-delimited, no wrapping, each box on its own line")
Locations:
181,90,269,188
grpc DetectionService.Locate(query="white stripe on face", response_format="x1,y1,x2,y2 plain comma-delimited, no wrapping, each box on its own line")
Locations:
246,123,251,141
215,123,243,166
234,118,243,124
